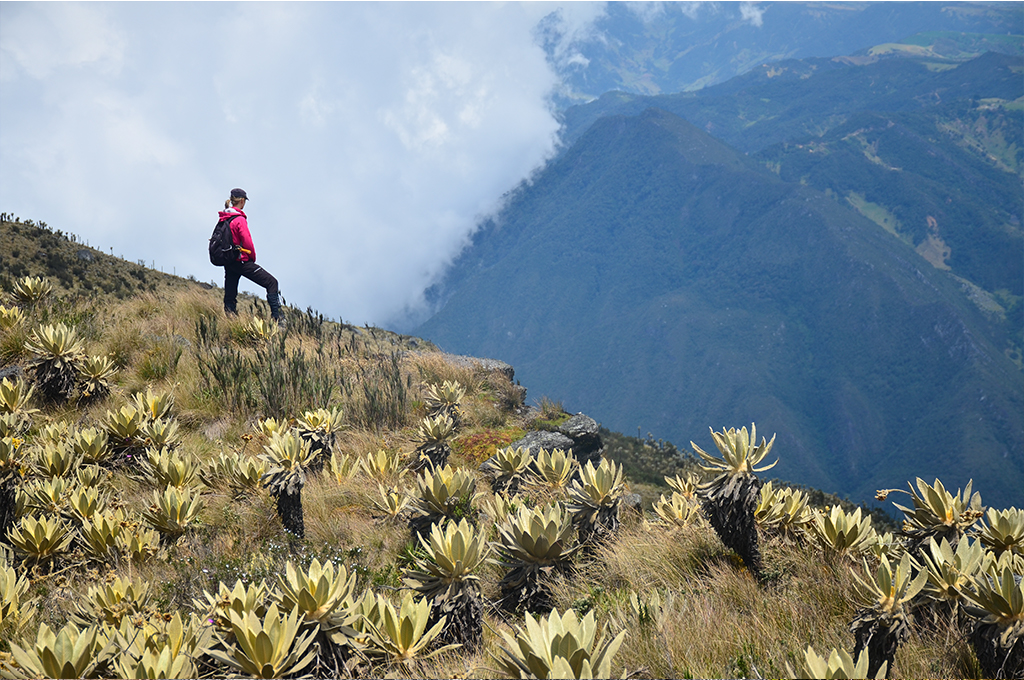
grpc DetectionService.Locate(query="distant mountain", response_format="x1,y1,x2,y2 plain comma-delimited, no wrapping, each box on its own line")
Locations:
559,51,1024,152
755,106,1023,360
544,2,1023,102
414,108,1024,509
558,51,1024,364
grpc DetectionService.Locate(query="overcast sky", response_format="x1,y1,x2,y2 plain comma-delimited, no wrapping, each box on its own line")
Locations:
0,2,651,327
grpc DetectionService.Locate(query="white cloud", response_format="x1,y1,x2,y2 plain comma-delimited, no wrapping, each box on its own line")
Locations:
740,2,765,28
678,2,704,20
0,3,124,80
0,2,605,327
626,2,667,24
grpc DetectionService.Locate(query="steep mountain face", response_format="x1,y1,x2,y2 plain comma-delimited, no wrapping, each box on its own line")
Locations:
414,108,1024,508
755,107,1023,355
558,51,1024,364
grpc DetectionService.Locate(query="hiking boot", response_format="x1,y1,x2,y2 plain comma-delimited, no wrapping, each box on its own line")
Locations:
267,292,285,327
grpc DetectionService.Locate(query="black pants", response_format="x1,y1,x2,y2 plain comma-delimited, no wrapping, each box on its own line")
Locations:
223,261,279,314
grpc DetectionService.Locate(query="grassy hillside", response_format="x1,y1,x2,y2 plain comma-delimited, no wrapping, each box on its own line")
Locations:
0,219,1016,678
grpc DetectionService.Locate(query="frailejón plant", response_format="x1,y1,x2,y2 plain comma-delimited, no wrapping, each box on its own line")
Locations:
692,423,777,578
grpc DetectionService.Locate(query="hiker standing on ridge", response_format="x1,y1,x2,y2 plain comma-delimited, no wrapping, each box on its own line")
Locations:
214,188,285,324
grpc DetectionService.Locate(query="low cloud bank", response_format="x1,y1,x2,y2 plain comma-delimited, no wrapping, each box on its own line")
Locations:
0,3,603,327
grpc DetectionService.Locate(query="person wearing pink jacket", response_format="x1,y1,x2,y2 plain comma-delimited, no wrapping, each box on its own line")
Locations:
219,188,284,324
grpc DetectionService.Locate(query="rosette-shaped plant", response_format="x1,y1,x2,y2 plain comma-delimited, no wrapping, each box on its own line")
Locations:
408,464,478,539
115,522,162,564
206,602,318,679
0,304,25,331
849,552,928,678
103,404,146,464
372,483,410,521
32,442,82,479
492,503,580,614
528,447,578,494
259,430,314,537
141,447,201,489
890,477,983,555
962,558,1024,679
254,416,288,438
653,491,702,529
132,387,174,422
328,449,361,482
23,476,72,517
567,458,625,546
140,418,181,450
0,377,37,420
3,622,110,679
755,481,813,543
423,380,465,427
274,558,358,634
9,276,53,307
193,578,271,632
242,316,279,345
919,536,987,608
493,607,626,680
665,472,701,503
977,507,1024,557
482,492,522,525
24,323,86,403
361,448,406,485
141,484,205,542
359,592,457,665
0,435,26,542
201,450,258,497
70,428,110,466
692,423,777,578
77,355,116,403
480,445,532,495
65,485,107,525
79,510,126,561
0,562,35,639
7,514,74,568
71,575,153,627
413,413,457,470
810,505,880,561
786,645,886,679
107,611,210,680
0,413,30,439
403,518,490,649
296,406,344,473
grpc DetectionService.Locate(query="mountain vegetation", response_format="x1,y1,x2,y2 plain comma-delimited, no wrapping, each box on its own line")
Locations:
1,219,1021,678
415,103,1023,510
556,47,1024,357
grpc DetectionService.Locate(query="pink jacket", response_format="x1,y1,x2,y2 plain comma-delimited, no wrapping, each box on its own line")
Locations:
217,208,256,263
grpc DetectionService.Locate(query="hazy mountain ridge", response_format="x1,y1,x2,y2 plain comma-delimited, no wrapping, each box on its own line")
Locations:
559,51,1024,152
546,2,1024,102
415,107,1024,508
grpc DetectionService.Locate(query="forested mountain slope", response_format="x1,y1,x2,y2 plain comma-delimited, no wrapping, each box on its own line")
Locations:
415,108,1024,508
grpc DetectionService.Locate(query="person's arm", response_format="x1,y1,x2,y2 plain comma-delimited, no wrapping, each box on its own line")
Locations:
231,216,257,262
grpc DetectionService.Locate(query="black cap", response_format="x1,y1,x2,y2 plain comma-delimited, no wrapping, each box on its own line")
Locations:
230,188,249,201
